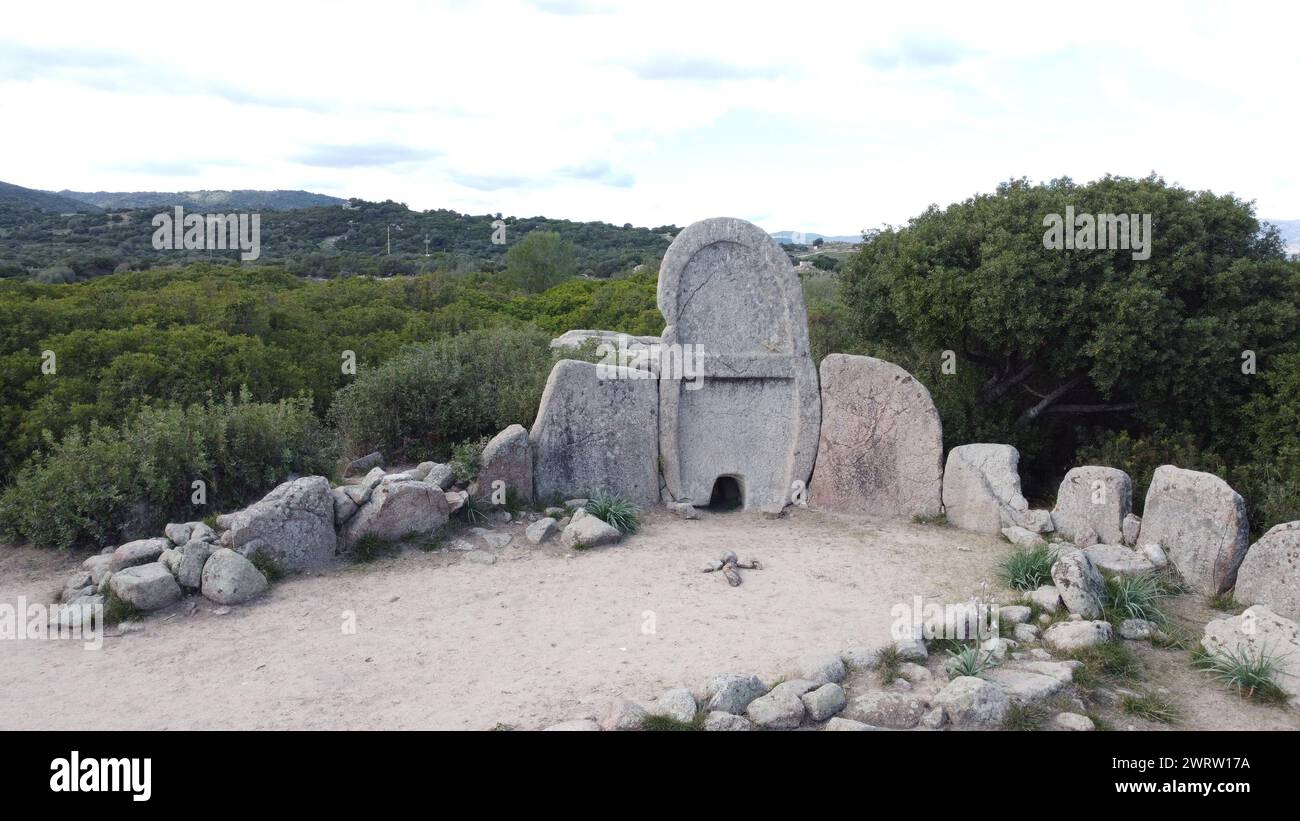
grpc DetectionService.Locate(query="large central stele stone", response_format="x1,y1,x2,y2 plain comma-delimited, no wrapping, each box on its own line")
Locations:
657,217,821,512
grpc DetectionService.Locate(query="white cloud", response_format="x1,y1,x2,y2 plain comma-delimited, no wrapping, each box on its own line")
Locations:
1,0,1297,232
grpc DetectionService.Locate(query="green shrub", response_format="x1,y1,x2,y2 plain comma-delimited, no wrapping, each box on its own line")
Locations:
1121,691,1182,724
328,326,553,465
0,390,336,550
998,545,1055,591
1193,645,1289,703
247,552,284,584
585,492,640,534
1103,572,1173,626
352,534,398,564
450,436,488,485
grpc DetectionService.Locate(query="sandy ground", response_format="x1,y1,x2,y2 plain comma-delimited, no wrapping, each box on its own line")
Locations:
2,508,1296,730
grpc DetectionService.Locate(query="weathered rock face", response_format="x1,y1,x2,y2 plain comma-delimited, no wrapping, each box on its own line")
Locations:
1136,466,1249,594
340,479,449,551
657,217,820,513
550,330,664,373
1083,544,1155,577
476,424,533,503
530,360,659,507
225,477,337,572
809,354,943,518
1050,466,1132,545
935,676,1009,728
174,540,216,590
1201,605,1300,702
704,673,767,715
110,538,170,572
559,514,622,550
201,548,269,605
942,444,1046,535
844,691,929,729
1043,620,1113,652
109,563,181,611
1051,548,1107,618
1234,522,1300,623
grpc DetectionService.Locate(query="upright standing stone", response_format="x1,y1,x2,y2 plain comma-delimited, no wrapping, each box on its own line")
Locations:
656,218,820,513
942,444,1046,535
810,354,943,518
1051,466,1132,545
530,360,659,506
1136,466,1249,594
476,424,533,503
1234,522,1300,622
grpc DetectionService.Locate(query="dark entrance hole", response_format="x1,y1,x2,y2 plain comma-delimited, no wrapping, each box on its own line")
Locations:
707,476,743,511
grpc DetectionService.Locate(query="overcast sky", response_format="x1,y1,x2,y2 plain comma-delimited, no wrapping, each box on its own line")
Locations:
1,0,1296,234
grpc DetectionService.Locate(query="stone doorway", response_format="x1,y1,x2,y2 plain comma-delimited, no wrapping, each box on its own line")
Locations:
707,475,744,511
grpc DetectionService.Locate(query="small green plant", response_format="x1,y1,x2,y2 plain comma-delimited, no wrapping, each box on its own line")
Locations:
352,534,398,563
585,492,640,534
247,552,284,583
642,713,704,731
201,513,219,530
457,493,490,525
1002,702,1048,731
1121,691,1182,724
872,645,904,683
1103,572,1170,626
998,545,1055,591
912,512,948,526
1207,591,1245,613
1067,641,1141,688
1192,646,1289,703
450,436,489,485
927,637,969,656
405,530,445,552
947,645,995,678
102,588,138,625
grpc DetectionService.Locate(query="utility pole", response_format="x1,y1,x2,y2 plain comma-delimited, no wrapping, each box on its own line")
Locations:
387,225,391,255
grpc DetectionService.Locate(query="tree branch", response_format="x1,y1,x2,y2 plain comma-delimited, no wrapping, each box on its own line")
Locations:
1016,374,1085,426
1041,402,1139,415
980,362,1034,403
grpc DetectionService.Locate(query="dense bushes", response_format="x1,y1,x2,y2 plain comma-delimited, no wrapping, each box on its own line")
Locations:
0,391,336,550
329,326,554,464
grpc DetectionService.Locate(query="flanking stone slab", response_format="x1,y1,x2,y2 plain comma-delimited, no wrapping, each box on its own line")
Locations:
942,444,1047,535
1136,465,1249,594
1234,522,1300,622
656,217,820,513
1051,466,1132,544
476,424,533,503
530,360,659,507
809,354,943,519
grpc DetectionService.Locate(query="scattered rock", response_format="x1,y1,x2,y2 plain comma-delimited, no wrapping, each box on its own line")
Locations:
1000,605,1031,624
1052,712,1095,731
164,521,198,546
1051,466,1132,545
200,548,269,605
704,673,767,714
798,651,847,685
920,707,947,729
1136,465,1249,594
1234,521,1300,623
935,676,1010,729
82,554,114,585
344,451,383,477
174,540,216,590
1122,514,1142,546
110,538,170,572
464,550,496,565
1002,526,1047,550
1043,620,1113,652
1029,585,1063,612
667,501,699,520
598,698,648,731
1013,623,1041,643
654,688,697,724
471,528,513,550
746,681,811,729
801,683,847,721
560,515,622,550
425,463,456,490
1201,605,1300,702
703,711,754,731
226,477,337,572
982,668,1066,704
342,467,385,506
525,517,558,544
843,691,929,729
841,646,877,669
109,563,182,611
1140,542,1168,569
1119,619,1156,640
823,717,879,731
341,479,449,552
898,662,931,683
1050,548,1106,618
1083,543,1155,577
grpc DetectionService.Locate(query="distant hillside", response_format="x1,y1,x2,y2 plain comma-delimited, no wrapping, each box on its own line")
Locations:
771,229,862,245
0,181,100,213
57,188,347,211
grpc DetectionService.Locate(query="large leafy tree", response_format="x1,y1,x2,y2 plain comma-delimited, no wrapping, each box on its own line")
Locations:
503,230,578,293
840,174,1300,497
